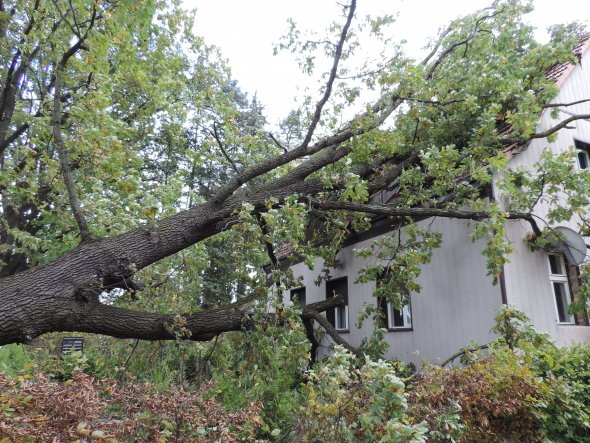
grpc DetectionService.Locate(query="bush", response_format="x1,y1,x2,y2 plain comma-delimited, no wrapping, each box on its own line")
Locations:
0,344,31,376
298,346,428,442
210,307,310,439
408,351,549,442
531,344,590,442
407,307,590,442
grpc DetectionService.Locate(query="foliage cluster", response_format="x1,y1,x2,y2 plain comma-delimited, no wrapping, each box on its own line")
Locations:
209,304,311,439
2,308,590,442
409,355,548,442
298,346,427,442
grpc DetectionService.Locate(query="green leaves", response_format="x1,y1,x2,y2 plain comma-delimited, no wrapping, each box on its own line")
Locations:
299,346,428,442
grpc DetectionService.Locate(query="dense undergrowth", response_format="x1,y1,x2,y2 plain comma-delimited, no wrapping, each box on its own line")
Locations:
1,307,590,442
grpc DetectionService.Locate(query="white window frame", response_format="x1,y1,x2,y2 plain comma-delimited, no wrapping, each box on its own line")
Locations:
386,301,412,330
326,277,349,332
335,305,349,331
548,254,574,324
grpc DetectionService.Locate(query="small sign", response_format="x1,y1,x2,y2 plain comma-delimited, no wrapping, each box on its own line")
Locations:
61,337,84,355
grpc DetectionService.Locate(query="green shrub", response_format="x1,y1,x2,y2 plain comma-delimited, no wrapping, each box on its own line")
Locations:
0,344,31,376
409,351,548,443
210,306,310,439
531,344,590,442
299,346,428,442
407,307,590,442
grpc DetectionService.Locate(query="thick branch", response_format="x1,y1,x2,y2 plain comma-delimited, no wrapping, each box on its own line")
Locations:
529,114,590,140
1,288,345,345
53,64,92,242
210,96,397,205
543,98,590,108
207,0,405,205
440,343,490,367
0,1,63,152
301,307,358,355
310,200,542,236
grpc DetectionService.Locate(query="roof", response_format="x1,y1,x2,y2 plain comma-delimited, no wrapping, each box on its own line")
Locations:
546,38,590,87
272,38,590,265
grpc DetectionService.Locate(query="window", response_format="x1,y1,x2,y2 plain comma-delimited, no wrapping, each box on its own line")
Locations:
384,300,413,330
575,139,590,170
548,254,574,324
326,277,349,331
376,273,412,330
290,287,306,306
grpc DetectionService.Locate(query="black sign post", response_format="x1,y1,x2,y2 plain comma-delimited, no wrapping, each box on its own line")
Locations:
61,337,84,355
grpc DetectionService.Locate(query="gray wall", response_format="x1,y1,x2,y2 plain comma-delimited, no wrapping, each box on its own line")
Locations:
286,217,503,366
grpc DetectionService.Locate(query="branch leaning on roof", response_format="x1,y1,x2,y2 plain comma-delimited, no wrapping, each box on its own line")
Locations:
309,200,543,237
501,114,590,146
209,2,515,207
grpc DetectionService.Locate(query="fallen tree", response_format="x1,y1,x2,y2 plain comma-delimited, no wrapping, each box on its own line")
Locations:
0,0,588,346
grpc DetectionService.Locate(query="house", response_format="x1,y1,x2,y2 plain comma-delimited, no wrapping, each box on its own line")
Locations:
283,40,590,366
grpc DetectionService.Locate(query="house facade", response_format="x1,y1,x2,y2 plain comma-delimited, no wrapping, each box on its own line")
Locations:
284,40,590,366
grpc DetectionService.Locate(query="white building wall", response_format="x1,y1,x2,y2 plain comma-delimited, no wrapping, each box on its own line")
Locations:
286,217,502,366
495,52,590,346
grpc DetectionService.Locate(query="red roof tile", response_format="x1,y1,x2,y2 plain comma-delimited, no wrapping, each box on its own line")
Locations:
546,38,590,86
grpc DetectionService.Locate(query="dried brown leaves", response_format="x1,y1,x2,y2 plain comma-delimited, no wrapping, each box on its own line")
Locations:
0,371,262,442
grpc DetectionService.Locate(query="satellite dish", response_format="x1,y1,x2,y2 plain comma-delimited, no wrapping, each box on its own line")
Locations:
554,226,588,266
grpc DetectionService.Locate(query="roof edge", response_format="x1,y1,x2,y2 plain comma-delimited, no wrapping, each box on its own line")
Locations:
554,38,590,88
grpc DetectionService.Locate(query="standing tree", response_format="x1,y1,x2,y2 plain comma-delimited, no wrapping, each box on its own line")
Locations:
0,0,588,346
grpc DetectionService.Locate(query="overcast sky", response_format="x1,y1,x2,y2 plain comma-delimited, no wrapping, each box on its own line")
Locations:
187,0,589,123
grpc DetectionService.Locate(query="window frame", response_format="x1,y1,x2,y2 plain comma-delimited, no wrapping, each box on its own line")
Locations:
376,271,413,332
575,139,590,170
548,253,575,325
290,286,306,306
326,277,349,332
384,299,413,331
335,304,349,332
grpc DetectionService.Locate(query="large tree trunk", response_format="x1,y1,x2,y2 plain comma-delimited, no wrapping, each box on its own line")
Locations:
0,197,345,345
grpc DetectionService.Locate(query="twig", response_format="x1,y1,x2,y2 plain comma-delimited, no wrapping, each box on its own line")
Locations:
211,122,240,174
300,0,357,150
441,343,489,367
123,339,140,368
267,132,287,153
543,98,590,108
425,9,504,80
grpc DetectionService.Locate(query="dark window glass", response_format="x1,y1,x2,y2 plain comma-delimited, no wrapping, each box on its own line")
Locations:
290,287,306,306
578,151,589,169
575,139,590,170
553,282,569,323
392,306,404,327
